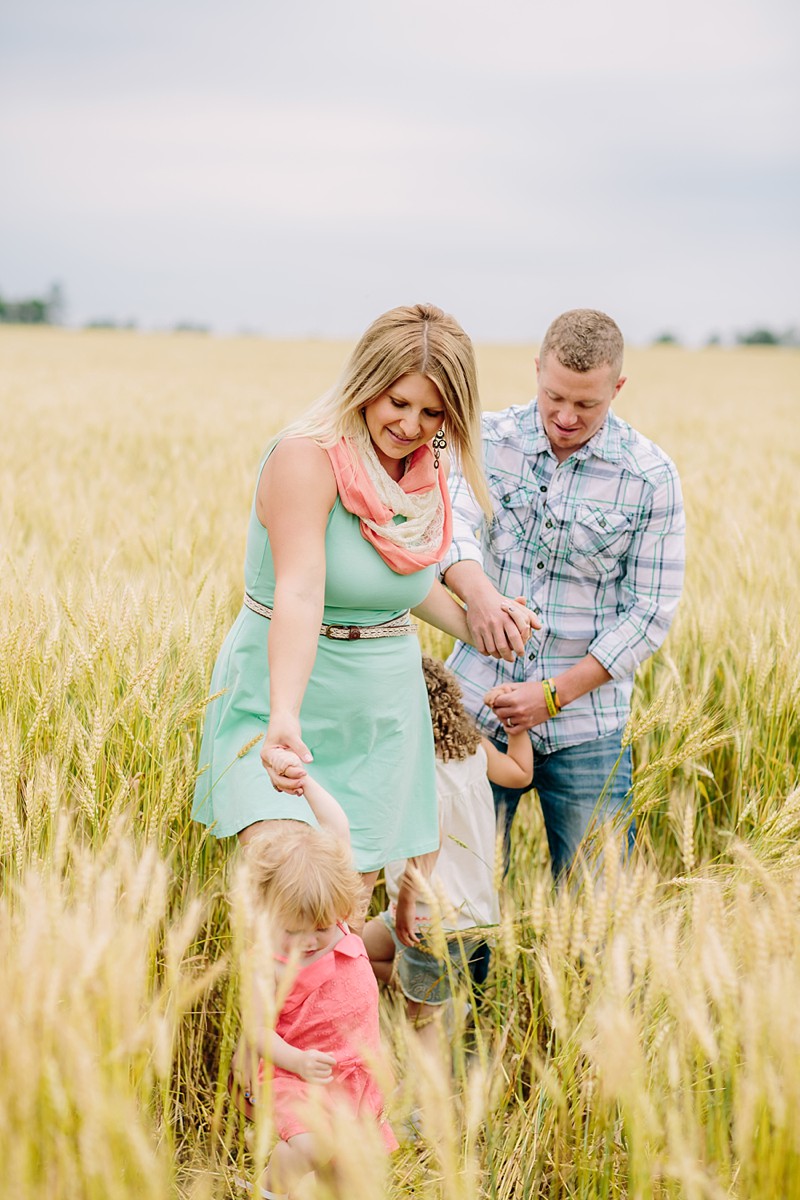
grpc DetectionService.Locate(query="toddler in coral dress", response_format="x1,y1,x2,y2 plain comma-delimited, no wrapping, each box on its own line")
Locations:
230,757,396,1199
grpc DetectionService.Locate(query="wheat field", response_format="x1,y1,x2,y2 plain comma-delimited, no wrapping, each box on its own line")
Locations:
1,327,799,1199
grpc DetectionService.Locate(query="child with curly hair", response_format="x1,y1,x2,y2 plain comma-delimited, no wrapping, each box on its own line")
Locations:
230,755,397,1198
363,656,533,1047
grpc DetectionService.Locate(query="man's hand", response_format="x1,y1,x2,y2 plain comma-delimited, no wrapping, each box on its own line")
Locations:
484,680,551,732
466,590,540,662
444,561,541,661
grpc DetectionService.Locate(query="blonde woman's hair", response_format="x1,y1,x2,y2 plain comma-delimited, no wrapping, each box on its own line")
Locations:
422,655,482,764
539,309,624,378
283,303,492,516
244,820,362,928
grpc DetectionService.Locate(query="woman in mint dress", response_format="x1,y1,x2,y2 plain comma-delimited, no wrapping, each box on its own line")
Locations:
192,304,534,927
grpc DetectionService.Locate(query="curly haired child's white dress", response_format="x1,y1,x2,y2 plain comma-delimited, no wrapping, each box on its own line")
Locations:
385,746,500,934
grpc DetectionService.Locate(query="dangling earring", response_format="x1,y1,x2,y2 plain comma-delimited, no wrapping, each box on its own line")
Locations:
432,429,447,469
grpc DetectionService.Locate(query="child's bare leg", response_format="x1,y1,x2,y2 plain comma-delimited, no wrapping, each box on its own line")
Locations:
362,917,396,985
406,1000,447,1056
261,1132,326,1197
349,870,379,936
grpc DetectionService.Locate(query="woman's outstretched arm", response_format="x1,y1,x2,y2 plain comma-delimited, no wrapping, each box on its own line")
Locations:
257,438,337,793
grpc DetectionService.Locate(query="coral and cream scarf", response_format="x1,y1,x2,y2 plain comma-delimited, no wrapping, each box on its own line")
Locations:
326,435,452,574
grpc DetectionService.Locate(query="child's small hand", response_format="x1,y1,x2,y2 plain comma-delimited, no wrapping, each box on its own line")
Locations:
483,684,515,708
294,1048,336,1083
266,746,308,792
229,1037,260,1115
261,716,312,794
394,891,420,948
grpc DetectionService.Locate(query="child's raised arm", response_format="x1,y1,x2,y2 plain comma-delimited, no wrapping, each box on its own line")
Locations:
481,729,533,791
268,749,351,848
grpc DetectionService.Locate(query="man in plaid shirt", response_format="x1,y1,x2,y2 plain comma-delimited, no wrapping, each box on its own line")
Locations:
441,309,685,878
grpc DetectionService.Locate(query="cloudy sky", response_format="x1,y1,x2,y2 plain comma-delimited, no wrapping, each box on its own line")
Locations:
2,0,797,345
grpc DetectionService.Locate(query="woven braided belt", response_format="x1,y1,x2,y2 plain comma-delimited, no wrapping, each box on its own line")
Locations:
243,593,417,641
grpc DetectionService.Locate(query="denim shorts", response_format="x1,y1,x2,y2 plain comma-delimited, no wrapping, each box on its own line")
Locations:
379,910,484,1006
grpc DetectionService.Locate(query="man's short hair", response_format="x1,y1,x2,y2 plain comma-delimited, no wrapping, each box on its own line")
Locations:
539,309,624,377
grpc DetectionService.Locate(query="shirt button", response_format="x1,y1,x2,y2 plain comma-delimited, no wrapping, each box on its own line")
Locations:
539,485,547,493
502,494,511,503
545,520,553,529
528,652,536,661
533,607,542,615
537,561,544,569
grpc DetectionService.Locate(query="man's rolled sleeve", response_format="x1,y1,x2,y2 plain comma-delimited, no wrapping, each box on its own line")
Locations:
441,471,487,578
589,465,686,680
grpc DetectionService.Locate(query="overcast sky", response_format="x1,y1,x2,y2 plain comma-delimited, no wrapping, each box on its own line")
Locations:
1,0,797,345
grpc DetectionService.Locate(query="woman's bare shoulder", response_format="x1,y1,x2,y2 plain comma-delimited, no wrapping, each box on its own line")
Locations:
268,436,334,473
259,438,337,511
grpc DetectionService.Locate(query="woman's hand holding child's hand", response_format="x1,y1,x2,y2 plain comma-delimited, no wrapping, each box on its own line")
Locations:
261,729,311,795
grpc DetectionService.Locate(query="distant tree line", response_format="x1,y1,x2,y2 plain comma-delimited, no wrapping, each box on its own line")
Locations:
0,283,65,325
733,327,799,346
653,327,800,348
1,284,795,347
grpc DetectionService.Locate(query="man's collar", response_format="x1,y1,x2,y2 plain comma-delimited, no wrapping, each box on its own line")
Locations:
528,398,623,464
526,400,553,457
582,410,623,463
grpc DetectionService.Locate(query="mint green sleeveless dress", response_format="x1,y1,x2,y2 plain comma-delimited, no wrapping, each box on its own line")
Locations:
192,450,439,872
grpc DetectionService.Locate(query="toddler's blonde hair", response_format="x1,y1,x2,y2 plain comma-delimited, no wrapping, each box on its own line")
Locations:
244,820,362,928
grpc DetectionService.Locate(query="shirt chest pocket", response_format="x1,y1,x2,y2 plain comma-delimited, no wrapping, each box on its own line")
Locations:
567,505,634,577
489,483,537,554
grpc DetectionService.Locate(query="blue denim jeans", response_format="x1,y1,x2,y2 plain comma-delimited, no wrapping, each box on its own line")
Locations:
490,730,634,880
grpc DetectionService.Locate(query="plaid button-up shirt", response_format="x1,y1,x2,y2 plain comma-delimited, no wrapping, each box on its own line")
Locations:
442,399,685,753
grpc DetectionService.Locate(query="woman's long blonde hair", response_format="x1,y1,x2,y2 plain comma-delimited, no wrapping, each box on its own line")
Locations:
283,303,491,516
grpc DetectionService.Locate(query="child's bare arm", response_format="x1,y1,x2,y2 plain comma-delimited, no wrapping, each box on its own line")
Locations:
235,962,336,1094
269,1031,336,1082
393,868,419,950
481,731,533,790
268,749,351,847
394,845,440,947
233,1027,335,1094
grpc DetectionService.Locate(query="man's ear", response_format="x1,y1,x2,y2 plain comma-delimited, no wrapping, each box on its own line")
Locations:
534,355,540,379
613,375,627,398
